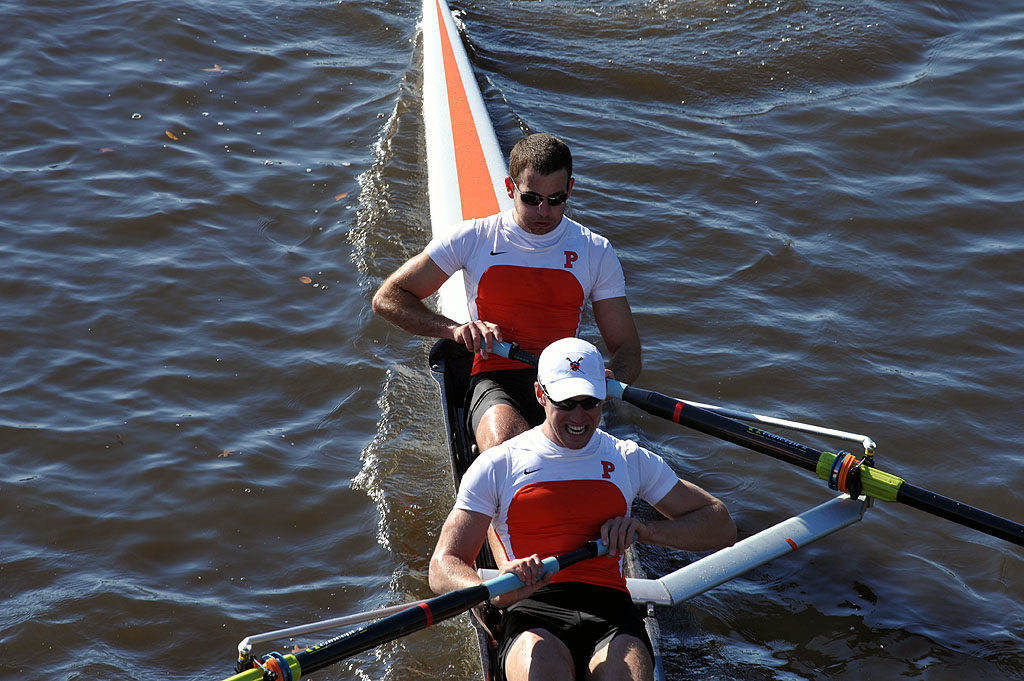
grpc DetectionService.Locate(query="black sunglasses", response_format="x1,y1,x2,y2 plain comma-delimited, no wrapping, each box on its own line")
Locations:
541,386,602,411
512,180,569,207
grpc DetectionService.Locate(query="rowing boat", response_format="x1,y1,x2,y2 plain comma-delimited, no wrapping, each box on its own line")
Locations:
420,0,671,677
417,3,881,677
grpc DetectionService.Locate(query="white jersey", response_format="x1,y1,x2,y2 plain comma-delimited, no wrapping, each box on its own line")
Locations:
426,210,625,374
456,426,677,592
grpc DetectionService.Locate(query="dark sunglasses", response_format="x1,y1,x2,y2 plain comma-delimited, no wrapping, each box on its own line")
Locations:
542,386,602,411
513,180,569,207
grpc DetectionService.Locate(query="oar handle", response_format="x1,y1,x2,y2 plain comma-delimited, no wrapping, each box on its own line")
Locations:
492,340,539,366
484,539,608,597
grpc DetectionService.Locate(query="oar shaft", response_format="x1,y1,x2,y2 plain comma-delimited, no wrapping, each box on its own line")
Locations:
233,540,606,680
620,385,1024,546
897,482,1024,547
295,586,490,675
239,599,431,654
489,341,1024,548
619,385,822,474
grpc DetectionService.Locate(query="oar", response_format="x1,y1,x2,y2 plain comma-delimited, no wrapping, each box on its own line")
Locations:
492,341,1024,548
224,539,608,681
236,599,433,659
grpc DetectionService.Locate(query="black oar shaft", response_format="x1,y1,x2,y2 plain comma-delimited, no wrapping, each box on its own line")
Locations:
897,482,1024,547
290,540,603,676
622,385,1024,547
621,386,822,474
295,586,488,675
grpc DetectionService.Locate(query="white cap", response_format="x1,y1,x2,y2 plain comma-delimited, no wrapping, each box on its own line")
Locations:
537,337,607,401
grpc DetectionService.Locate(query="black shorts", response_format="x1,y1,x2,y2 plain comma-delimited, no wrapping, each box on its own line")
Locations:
496,583,653,680
466,368,545,438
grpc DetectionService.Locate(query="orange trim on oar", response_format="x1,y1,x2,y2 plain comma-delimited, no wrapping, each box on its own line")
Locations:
417,602,434,627
836,452,856,494
434,0,500,220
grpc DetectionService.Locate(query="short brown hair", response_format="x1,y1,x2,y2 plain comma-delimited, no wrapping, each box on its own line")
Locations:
508,133,572,184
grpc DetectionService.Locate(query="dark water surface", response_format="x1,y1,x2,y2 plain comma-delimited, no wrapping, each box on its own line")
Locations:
2,0,1022,679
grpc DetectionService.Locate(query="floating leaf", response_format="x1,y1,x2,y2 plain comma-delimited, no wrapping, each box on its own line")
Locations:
334,192,349,201
203,64,228,73
299,276,313,284
100,147,114,153
218,450,233,458
165,130,180,141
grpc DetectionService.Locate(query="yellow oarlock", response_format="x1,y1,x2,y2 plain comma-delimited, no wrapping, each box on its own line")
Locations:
816,451,905,503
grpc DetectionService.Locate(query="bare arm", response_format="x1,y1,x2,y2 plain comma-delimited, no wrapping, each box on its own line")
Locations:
601,479,736,556
593,296,641,383
428,507,492,594
371,251,458,339
371,251,503,357
429,508,551,607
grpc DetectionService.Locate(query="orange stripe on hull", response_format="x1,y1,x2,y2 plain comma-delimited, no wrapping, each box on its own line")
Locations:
435,0,500,220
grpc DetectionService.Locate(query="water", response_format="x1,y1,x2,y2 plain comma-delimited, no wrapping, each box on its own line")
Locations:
1,0,1021,679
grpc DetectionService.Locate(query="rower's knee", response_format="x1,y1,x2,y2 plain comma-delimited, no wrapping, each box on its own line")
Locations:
505,629,574,681
475,404,529,451
588,634,654,681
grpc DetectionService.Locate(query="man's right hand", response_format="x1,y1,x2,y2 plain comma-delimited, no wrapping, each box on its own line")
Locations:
489,554,550,608
453,319,503,359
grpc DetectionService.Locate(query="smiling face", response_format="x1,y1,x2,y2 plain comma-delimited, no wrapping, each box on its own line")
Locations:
506,167,574,236
536,382,602,449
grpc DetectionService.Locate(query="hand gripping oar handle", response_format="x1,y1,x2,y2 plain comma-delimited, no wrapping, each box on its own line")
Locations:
224,539,608,681
491,341,1024,547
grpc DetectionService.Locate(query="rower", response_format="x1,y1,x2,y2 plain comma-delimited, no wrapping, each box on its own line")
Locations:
371,132,642,454
428,337,736,681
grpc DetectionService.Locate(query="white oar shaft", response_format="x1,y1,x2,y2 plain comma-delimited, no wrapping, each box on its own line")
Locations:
682,399,877,452
238,600,429,655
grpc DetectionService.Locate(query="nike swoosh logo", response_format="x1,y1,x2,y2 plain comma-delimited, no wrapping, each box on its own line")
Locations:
490,250,506,256
522,467,540,475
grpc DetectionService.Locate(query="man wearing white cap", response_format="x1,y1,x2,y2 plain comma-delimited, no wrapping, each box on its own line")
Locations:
429,337,736,681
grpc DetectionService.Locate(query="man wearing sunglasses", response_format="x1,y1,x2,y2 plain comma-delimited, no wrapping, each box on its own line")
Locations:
429,337,736,681
372,133,641,453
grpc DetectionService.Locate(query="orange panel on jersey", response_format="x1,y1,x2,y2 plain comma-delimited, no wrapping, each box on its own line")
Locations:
473,265,585,374
507,479,629,591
